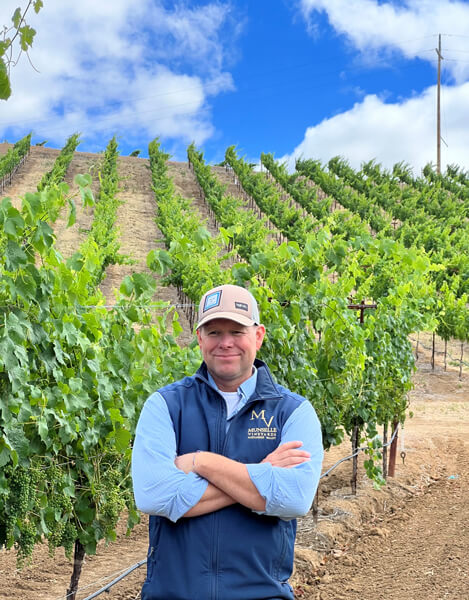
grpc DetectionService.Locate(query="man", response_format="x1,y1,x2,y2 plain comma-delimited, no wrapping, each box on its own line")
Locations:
132,284,323,600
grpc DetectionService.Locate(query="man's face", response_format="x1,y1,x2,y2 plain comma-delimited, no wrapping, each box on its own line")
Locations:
197,318,266,392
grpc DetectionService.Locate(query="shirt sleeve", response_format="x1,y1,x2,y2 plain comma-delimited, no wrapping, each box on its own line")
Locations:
246,400,323,519
131,392,208,522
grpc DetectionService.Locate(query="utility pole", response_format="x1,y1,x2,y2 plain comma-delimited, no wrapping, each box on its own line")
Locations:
436,34,443,174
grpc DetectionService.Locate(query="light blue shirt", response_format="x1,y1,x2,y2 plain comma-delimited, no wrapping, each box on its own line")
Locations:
131,369,323,522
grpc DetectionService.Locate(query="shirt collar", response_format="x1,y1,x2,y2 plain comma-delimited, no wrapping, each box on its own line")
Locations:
207,366,258,402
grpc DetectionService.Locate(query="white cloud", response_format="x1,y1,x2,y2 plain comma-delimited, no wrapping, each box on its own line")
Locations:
283,1,469,174
299,0,469,82
281,82,469,173
0,0,238,150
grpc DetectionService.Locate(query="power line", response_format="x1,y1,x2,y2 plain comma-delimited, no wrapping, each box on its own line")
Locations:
1,46,462,133
443,48,469,54
441,33,469,39
444,58,469,63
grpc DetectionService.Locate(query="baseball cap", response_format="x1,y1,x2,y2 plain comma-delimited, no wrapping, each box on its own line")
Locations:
196,284,260,329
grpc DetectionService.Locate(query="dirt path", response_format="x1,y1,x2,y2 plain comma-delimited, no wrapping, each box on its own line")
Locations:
313,444,469,600
0,146,59,209
97,156,193,344
168,160,220,237
53,151,101,259
294,351,469,600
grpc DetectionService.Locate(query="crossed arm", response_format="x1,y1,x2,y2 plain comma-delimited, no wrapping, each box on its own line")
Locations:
175,441,311,517
132,392,323,522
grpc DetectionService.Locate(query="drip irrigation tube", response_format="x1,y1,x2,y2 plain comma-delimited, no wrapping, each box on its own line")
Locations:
81,558,147,600
320,422,400,479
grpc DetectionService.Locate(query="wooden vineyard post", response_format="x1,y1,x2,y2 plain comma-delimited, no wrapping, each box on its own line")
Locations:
382,422,388,480
351,425,359,495
347,300,377,324
444,339,447,371
312,488,319,525
459,342,464,380
388,420,399,477
346,301,377,494
432,332,436,370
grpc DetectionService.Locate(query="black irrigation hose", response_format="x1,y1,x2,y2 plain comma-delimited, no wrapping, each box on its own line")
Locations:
81,558,147,600
320,422,400,479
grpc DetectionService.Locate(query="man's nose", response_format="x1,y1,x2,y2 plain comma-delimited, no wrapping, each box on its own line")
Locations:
218,333,234,347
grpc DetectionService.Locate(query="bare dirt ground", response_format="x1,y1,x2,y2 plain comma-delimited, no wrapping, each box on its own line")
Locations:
0,146,59,209
53,151,102,260
1,337,468,600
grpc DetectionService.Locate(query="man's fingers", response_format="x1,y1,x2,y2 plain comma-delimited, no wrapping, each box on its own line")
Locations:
261,441,311,467
277,441,304,451
283,456,311,466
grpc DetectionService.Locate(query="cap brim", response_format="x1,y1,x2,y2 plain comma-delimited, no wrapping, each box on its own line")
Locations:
196,312,256,330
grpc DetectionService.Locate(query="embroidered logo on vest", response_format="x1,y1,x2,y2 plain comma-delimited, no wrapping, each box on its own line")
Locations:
248,409,277,440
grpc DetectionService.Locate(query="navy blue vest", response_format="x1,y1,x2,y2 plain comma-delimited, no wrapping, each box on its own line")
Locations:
142,360,304,600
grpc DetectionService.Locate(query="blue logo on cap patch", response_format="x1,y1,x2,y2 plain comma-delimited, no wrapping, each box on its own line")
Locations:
203,290,221,312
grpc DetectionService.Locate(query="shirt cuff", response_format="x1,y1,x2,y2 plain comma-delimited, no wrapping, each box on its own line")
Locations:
166,471,209,522
246,462,273,514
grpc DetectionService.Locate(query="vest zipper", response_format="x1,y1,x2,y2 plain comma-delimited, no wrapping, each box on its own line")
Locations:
211,387,226,600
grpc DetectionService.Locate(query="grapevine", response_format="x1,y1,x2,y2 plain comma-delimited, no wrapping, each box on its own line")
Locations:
0,157,199,578
37,133,81,191
0,133,31,182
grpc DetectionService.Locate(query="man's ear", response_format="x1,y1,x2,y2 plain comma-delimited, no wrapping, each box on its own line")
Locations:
255,325,266,350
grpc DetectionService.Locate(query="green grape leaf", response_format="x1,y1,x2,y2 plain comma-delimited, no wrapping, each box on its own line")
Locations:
19,25,36,51
67,197,77,227
5,240,28,270
147,248,172,275
119,275,134,297
0,444,11,468
0,58,12,100
112,428,132,452
12,8,22,28
74,173,92,187
3,423,30,466
2,212,24,237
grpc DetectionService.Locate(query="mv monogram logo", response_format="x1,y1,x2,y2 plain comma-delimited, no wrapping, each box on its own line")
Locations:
250,409,274,428
248,409,277,440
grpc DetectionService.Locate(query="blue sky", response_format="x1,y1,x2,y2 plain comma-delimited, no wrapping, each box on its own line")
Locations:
2,0,469,173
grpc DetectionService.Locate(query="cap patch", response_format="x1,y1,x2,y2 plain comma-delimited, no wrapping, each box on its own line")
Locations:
203,290,222,312
235,301,249,312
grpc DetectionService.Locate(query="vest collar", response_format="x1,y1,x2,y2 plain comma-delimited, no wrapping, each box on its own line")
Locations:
195,359,281,402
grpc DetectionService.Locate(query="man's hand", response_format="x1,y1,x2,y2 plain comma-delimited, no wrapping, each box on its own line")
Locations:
175,453,197,474
175,442,310,473
173,443,310,517
261,441,310,468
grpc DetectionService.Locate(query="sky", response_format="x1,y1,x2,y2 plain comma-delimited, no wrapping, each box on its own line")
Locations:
1,0,469,174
